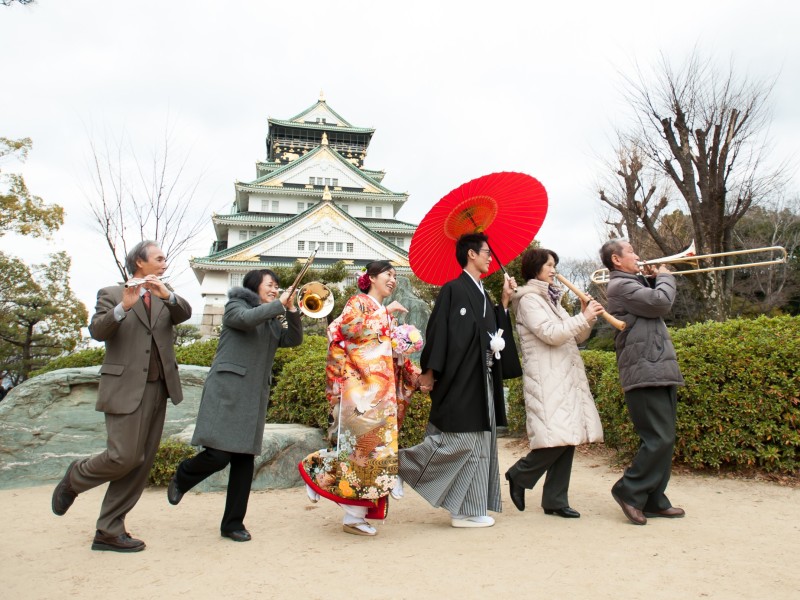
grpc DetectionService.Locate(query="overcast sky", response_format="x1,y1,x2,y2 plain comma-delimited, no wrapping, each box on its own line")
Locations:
1,0,798,321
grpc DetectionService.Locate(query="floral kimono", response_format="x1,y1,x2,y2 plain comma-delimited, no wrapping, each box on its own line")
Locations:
299,293,419,519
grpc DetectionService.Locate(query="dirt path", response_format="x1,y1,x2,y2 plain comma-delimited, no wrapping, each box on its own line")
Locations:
2,439,798,599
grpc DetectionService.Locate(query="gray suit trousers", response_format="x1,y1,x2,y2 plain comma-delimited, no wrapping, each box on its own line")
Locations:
70,380,168,536
613,385,678,512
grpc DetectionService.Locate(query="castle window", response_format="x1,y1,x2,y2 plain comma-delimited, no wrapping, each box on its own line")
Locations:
340,204,349,213
336,242,343,252
327,242,335,252
297,202,305,213
249,230,258,240
298,241,305,252
239,231,247,242
316,177,324,185
366,207,373,217
230,272,244,288
374,206,382,218
346,243,354,253
271,201,280,212
332,178,338,186
308,177,314,185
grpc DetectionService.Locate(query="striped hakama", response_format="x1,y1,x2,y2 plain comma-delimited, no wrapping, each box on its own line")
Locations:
399,370,502,516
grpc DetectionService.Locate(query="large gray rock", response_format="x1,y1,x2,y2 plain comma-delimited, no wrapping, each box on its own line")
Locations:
0,366,324,492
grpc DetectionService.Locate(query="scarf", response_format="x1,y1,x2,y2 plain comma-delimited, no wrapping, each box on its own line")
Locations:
547,284,562,307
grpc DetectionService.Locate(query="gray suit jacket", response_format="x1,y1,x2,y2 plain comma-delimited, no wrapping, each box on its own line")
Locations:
89,285,192,414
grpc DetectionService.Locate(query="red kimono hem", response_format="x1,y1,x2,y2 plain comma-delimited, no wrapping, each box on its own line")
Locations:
297,462,389,520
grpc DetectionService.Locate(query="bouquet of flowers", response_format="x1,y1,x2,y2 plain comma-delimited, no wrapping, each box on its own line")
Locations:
390,323,423,355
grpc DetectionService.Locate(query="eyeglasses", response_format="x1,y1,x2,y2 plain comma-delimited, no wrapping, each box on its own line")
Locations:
477,248,492,255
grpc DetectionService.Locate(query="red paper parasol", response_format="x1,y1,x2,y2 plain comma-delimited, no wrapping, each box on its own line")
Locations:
409,172,548,285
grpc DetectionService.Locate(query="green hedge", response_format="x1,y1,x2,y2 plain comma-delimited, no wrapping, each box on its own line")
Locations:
592,315,800,474
267,336,430,448
30,347,106,376
174,338,218,366
148,438,196,487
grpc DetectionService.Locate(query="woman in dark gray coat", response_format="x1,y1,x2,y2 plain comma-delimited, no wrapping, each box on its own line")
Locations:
167,269,303,542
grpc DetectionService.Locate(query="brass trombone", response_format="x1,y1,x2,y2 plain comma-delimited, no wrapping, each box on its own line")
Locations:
284,245,335,319
591,242,788,284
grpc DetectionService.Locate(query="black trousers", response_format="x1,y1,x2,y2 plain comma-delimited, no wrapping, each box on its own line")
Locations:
507,445,575,510
613,385,677,512
175,447,255,533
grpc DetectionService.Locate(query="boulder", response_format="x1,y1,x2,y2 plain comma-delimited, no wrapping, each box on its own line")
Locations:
0,366,324,492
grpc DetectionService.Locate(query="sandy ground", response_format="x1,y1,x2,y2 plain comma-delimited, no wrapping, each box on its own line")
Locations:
1,439,798,600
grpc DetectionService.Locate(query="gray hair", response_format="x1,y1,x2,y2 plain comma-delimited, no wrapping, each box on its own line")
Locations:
126,240,159,276
600,239,626,271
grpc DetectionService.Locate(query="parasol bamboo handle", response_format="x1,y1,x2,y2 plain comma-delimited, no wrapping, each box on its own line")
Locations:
555,274,626,331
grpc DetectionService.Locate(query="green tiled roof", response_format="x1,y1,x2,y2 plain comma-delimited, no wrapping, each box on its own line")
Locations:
268,118,374,134
239,144,401,197
199,200,410,263
286,100,356,128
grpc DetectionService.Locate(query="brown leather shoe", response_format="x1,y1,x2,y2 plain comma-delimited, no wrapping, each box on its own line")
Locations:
644,506,685,518
611,489,647,525
91,532,146,552
51,460,79,516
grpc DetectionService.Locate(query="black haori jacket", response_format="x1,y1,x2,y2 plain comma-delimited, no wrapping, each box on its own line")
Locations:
421,272,521,433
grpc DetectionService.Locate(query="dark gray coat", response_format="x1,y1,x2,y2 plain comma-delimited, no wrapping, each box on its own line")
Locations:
606,271,685,392
191,287,303,454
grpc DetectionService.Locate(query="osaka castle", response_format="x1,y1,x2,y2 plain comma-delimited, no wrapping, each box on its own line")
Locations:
190,95,417,336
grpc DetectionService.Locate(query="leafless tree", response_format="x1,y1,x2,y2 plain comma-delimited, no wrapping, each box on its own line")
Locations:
601,49,787,320
729,196,800,314
83,123,208,281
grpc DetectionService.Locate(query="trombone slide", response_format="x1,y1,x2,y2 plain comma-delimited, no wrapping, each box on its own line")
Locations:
555,274,625,331
591,244,788,284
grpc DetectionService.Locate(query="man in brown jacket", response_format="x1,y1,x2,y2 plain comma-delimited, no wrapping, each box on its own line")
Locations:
51,241,191,552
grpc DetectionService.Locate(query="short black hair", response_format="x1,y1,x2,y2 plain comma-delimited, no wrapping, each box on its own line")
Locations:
455,233,489,268
125,240,159,276
600,240,625,271
242,269,279,294
520,248,559,281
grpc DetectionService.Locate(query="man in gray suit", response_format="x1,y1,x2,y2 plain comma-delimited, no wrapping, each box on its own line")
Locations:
600,239,685,526
52,241,192,552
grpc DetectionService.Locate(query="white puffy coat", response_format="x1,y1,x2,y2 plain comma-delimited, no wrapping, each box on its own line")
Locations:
511,279,604,450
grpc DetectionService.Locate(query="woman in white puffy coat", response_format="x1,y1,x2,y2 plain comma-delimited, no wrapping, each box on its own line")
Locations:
505,248,604,518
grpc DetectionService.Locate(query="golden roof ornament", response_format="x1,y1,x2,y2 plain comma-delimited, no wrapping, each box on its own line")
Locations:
322,185,332,202
321,132,329,146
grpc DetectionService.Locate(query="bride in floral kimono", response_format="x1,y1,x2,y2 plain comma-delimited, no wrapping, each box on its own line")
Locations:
299,260,423,536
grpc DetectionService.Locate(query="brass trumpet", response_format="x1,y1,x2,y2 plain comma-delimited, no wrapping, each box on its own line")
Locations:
591,242,788,284
296,281,334,319
283,245,335,319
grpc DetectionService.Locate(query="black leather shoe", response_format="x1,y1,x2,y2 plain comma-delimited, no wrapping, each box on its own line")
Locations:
167,476,184,506
505,471,525,512
52,460,79,516
544,507,581,518
221,529,252,542
91,531,145,552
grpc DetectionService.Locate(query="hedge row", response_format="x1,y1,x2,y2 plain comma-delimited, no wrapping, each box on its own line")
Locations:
507,315,799,475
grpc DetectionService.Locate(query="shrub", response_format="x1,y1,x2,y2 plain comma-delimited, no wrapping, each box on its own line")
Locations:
30,347,106,376
272,335,328,385
671,315,799,473
592,315,800,475
175,338,218,366
267,340,330,428
148,438,196,487
505,377,526,436
400,392,431,448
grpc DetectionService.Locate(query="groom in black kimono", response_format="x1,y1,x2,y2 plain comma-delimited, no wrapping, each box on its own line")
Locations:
399,233,521,527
